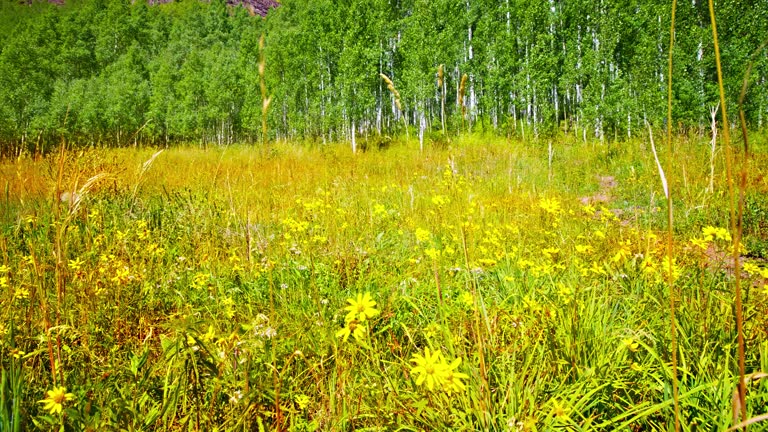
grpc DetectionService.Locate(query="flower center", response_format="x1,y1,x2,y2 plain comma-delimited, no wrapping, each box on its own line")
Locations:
52,392,66,404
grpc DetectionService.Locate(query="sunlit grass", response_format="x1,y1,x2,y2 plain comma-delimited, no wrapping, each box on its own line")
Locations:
0,135,767,430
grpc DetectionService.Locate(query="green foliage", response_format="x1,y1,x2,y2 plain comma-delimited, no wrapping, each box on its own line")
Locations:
0,0,767,153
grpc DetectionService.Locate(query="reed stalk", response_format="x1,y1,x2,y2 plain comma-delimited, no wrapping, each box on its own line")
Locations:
380,73,408,142
438,64,446,134
665,1,680,429
707,0,747,425
459,73,468,133
259,34,272,151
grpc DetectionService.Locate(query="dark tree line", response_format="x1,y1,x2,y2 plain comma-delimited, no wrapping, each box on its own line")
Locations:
0,0,766,153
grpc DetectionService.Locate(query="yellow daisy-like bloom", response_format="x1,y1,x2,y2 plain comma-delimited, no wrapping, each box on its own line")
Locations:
415,228,431,243
551,399,570,420
690,237,709,250
459,291,474,308
343,292,379,323
442,358,469,394
742,262,761,277
539,197,562,215
39,386,74,415
335,319,367,342
621,337,639,352
702,226,731,242
410,347,447,390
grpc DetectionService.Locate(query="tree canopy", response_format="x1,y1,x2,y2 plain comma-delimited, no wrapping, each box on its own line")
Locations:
0,0,766,152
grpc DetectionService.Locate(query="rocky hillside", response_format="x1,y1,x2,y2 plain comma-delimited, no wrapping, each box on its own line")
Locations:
149,0,279,16
23,0,279,17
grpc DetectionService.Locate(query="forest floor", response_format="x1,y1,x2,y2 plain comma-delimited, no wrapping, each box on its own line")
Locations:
1,135,768,430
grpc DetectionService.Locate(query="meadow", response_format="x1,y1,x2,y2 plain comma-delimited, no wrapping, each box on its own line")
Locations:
1,134,768,431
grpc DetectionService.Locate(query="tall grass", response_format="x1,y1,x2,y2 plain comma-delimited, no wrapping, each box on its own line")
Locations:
0,135,766,430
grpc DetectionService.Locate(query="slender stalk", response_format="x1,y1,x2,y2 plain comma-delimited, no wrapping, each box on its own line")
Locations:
737,37,768,303
665,1,680,429
432,259,442,305
708,0,746,424
459,74,468,133
259,34,272,152
380,73,408,142
438,64,446,135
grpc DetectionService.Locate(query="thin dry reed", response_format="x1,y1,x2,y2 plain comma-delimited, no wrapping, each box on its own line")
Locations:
380,73,408,142
259,34,272,150
438,64,446,134
458,73,468,131
665,1,681,430
707,0,747,426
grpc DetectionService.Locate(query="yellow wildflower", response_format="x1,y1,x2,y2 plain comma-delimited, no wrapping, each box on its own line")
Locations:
424,247,441,260
621,337,639,352
703,226,731,242
343,292,379,323
557,283,573,303
539,197,562,215
589,261,607,276
422,322,441,339
431,195,449,206
459,291,474,308
442,357,469,394
640,257,657,277
415,228,431,243
410,347,447,391
742,262,760,276
68,257,84,271
39,386,75,415
295,394,311,410
582,204,596,216
690,237,709,250
14,287,29,301
550,399,570,421
541,247,560,259
661,256,682,282
335,319,367,342
612,245,631,263
372,203,387,217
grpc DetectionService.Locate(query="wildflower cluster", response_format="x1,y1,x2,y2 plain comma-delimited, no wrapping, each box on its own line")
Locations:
539,197,562,215
409,347,468,394
336,292,379,343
